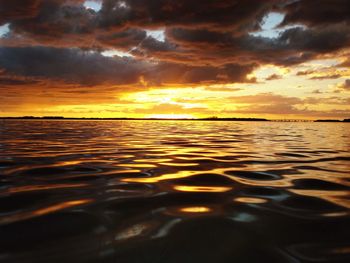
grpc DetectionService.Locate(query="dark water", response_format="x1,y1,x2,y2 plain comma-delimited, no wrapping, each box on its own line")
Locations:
0,120,349,263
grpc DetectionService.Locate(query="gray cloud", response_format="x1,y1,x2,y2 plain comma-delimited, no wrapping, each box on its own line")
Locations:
1,0,350,69
0,46,257,86
280,0,350,27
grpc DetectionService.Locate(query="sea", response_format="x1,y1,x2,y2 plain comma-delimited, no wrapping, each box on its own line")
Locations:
0,120,349,263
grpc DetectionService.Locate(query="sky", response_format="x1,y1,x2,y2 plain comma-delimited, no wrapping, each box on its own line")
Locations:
0,0,350,119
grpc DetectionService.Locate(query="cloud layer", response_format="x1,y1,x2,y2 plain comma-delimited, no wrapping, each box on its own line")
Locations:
0,0,350,118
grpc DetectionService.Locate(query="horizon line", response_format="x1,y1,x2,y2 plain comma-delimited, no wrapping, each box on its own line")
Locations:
1,116,349,122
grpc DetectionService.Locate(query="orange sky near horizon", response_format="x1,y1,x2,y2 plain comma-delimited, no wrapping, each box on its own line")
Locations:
2,59,349,120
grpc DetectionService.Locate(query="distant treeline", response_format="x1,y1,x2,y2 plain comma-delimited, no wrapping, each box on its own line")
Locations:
1,116,349,122
0,116,269,121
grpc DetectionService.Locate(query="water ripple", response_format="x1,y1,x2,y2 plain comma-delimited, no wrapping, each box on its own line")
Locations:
0,120,349,262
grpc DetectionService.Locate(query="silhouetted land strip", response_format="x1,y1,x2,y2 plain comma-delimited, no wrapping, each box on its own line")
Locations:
0,116,269,121
1,117,350,122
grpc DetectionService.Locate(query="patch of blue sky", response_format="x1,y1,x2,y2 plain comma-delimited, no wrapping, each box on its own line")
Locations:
250,12,284,38
84,1,102,12
146,29,165,42
250,12,306,39
0,23,10,38
101,49,133,57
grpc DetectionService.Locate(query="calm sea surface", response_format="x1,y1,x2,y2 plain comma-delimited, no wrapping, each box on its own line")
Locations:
0,120,349,263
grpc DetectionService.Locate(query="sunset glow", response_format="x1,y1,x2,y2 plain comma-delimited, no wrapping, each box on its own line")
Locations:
148,114,195,119
0,1,349,120
1,2,350,262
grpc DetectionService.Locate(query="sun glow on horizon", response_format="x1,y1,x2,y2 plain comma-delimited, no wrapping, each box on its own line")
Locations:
147,113,195,119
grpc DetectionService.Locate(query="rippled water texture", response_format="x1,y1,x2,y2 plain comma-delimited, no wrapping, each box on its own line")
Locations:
0,120,350,263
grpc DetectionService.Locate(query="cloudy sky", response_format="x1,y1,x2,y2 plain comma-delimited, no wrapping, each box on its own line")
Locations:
0,0,349,119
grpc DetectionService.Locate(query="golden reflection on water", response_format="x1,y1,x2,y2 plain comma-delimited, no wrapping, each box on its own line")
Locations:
134,158,173,163
0,199,93,224
116,163,157,168
234,197,267,204
159,162,199,167
122,170,199,183
33,199,93,216
6,183,88,194
174,185,232,192
180,206,212,213
57,160,84,166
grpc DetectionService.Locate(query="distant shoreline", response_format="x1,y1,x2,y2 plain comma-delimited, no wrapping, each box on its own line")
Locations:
0,117,270,122
0,117,349,122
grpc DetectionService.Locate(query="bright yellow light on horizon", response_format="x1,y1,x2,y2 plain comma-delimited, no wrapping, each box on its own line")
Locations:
148,113,195,119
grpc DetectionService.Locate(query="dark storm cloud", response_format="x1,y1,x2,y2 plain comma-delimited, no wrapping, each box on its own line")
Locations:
0,0,275,48
155,63,256,84
167,28,236,47
0,0,350,88
97,28,146,49
277,26,350,53
244,25,350,64
98,0,274,31
140,62,256,85
143,37,174,51
5,0,97,47
0,0,305,38
0,0,41,25
0,76,40,86
280,0,350,27
0,46,256,86
162,25,350,66
0,46,146,86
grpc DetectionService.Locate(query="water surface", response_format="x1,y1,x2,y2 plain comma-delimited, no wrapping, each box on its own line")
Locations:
0,120,349,263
